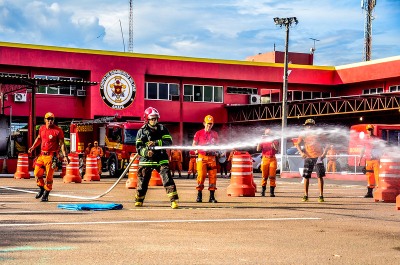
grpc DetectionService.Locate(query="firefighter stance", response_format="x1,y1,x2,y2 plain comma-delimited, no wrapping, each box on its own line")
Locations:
187,150,197,179
326,145,338,172
170,149,183,178
295,119,328,203
359,124,381,198
135,107,179,209
90,141,104,175
257,128,279,197
193,115,219,203
28,112,69,202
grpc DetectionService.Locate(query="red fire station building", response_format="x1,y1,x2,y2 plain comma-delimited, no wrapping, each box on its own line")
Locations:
1,41,400,149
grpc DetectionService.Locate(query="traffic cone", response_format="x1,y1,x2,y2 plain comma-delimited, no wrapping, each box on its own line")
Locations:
59,160,67,178
14,153,30,179
226,151,255,197
126,153,139,189
83,155,100,181
63,153,82,183
149,169,163,186
374,157,400,203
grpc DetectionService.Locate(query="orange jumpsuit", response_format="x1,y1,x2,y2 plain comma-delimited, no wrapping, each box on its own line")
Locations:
326,148,338,172
258,139,279,187
34,125,64,191
170,150,183,177
90,146,104,174
362,135,380,188
187,150,197,177
193,129,219,191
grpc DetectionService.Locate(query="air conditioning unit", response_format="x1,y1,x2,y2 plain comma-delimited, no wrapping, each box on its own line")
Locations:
14,93,27,102
249,94,261,104
76,90,86,97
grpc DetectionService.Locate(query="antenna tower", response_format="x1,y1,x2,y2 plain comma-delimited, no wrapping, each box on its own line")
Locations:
128,0,134,52
361,0,376,61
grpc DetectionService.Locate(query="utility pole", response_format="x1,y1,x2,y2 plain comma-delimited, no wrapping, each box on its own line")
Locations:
273,17,298,173
128,0,134,53
362,0,376,61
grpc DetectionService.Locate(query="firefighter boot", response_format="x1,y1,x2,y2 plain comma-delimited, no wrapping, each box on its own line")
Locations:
41,190,50,202
261,186,266,197
270,186,276,197
196,191,202,203
209,190,218,203
364,187,373,198
35,186,45,199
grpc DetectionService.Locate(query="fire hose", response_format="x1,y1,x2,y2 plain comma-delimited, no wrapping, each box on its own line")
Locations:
0,153,139,200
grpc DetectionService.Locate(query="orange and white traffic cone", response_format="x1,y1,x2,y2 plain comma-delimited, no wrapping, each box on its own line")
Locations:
63,153,82,183
14,153,30,179
226,151,255,197
83,155,100,181
126,153,139,189
149,169,163,186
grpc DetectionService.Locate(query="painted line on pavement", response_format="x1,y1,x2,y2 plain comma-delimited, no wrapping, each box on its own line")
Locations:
0,217,320,227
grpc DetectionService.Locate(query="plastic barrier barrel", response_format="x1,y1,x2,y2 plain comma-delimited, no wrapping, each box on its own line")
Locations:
59,160,67,178
83,155,100,181
396,195,400,210
14,153,30,179
63,153,82,183
126,153,139,189
226,151,256,197
149,169,163,186
374,157,400,203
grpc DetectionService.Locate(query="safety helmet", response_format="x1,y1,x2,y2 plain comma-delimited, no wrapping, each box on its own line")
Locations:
94,141,98,144
366,124,374,130
303,119,315,126
44,112,55,119
204,115,214,124
143,107,160,121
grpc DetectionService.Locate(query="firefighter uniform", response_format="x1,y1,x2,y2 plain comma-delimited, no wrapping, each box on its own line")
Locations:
326,145,338,172
90,142,104,175
361,124,381,197
257,131,279,197
170,149,183,178
193,115,219,203
187,150,197,179
135,122,179,206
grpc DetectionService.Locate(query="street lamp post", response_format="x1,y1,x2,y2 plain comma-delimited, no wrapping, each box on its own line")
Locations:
273,17,298,172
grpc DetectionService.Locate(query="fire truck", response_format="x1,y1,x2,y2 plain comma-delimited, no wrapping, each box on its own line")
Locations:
348,124,400,167
69,117,143,177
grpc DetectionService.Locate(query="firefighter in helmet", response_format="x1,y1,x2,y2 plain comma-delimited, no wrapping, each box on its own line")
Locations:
135,107,179,209
257,128,279,197
359,124,381,198
90,141,104,175
192,114,219,203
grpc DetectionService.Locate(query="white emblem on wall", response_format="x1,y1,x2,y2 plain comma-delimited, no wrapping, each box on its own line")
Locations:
100,69,136,110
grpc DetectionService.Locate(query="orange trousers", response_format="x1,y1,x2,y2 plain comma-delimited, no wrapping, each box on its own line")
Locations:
260,156,277,187
196,154,217,191
170,161,182,174
327,160,337,172
188,158,197,175
34,154,56,191
366,159,379,188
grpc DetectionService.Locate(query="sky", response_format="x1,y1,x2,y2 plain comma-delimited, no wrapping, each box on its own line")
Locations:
0,0,399,66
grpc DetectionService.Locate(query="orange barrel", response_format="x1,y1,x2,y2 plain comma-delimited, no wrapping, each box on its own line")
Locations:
149,169,163,186
126,153,139,189
14,153,30,179
63,153,82,183
59,160,67,178
83,155,100,181
226,151,256,197
396,195,400,210
374,157,400,203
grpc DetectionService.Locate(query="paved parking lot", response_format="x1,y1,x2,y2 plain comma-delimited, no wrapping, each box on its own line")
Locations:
1,173,399,264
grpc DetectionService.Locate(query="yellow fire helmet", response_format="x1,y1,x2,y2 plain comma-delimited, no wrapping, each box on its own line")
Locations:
366,124,374,130
44,112,55,119
303,118,315,126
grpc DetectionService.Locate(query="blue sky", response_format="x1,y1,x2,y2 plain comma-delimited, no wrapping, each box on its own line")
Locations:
0,0,399,66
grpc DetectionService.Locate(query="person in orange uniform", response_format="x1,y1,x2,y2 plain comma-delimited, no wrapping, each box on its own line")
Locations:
187,150,197,179
193,115,219,203
90,141,104,175
170,149,183,178
257,128,279,197
359,124,381,198
326,145,338,172
28,112,69,202
295,119,328,203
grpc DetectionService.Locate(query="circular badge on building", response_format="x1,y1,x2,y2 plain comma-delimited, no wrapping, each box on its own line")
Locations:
100,69,136,110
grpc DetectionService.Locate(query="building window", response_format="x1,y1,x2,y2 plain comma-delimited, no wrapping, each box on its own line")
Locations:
145,82,180,101
362,87,383,95
184,84,223,103
288,90,331,101
227,86,257,95
34,75,83,95
389,85,400,92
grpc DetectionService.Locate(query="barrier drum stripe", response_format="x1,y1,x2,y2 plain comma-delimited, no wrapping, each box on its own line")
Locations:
378,173,400,178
